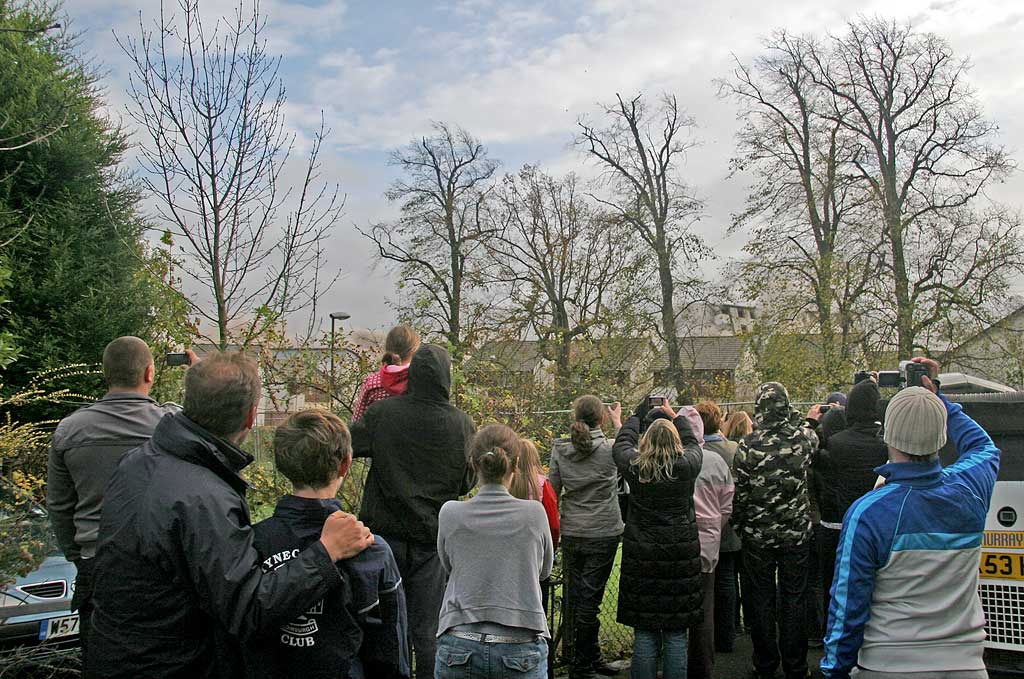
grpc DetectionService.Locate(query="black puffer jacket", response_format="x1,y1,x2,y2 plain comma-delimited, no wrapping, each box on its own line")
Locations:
87,413,341,679
612,412,703,630
351,345,476,545
817,380,889,524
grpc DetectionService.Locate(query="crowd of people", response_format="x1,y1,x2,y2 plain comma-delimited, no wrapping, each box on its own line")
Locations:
45,326,1001,679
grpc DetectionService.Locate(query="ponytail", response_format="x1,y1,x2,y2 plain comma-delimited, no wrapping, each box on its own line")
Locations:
570,420,594,458
468,424,521,486
570,395,605,458
382,325,420,366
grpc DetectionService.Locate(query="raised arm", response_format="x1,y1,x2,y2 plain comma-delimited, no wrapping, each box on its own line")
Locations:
612,415,642,472
940,394,1000,506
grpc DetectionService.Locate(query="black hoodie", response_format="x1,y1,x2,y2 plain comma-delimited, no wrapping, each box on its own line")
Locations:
350,345,476,544
817,380,890,524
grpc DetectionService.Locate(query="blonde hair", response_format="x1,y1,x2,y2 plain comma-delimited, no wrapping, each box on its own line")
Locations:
723,411,753,441
631,419,683,484
509,438,543,501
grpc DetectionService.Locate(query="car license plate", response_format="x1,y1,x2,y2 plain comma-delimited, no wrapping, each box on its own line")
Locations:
38,614,79,641
979,552,1024,580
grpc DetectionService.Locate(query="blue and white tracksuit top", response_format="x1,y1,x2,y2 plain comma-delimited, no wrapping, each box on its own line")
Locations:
821,394,999,678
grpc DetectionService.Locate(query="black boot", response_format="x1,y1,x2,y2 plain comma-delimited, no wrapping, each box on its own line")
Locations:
570,620,601,679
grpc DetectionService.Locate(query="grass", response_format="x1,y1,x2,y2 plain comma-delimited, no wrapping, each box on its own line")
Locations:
598,545,634,659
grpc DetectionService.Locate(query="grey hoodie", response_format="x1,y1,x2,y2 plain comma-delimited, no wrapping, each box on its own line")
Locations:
548,429,624,539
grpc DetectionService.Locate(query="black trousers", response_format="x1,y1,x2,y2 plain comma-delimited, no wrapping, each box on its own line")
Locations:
561,535,619,677
385,537,447,679
713,550,739,652
71,558,95,666
819,526,842,625
687,571,715,679
742,541,810,679
806,526,824,643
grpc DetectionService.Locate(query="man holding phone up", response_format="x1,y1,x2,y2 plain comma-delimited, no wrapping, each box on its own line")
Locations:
47,338,194,659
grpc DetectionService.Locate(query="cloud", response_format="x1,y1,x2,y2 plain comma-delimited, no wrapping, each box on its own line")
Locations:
68,0,1024,329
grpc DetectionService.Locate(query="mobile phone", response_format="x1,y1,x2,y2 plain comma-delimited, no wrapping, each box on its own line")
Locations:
165,352,191,367
647,395,666,408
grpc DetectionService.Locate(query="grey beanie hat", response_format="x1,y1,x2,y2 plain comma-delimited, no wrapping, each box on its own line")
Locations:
882,386,947,456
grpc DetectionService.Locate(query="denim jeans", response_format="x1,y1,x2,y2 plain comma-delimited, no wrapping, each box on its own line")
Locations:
561,535,619,676
386,536,448,679
743,541,810,679
435,633,548,679
631,629,687,679
713,550,738,652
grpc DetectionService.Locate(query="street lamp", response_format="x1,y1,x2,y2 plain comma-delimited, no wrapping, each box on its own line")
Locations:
329,311,351,410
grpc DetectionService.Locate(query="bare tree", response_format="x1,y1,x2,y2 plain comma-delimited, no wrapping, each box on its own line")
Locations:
577,93,708,393
361,122,498,357
119,0,343,350
485,165,641,381
721,31,880,385
809,17,1018,356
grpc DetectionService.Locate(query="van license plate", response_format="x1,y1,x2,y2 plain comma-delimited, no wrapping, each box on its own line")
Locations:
39,614,79,641
979,552,1024,580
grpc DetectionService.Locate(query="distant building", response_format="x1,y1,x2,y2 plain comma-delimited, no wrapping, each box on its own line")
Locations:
191,328,380,426
945,307,1024,391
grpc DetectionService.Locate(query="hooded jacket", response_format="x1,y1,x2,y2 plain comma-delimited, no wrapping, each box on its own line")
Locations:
704,434,742,553
548,428,624,539
817,381,889,525
244,496,410,679
612,411,703,630
352,365,411,422
683,407,734,573
733,383,819,549
87,413,341,679
820,395,997,678
350,345,476,545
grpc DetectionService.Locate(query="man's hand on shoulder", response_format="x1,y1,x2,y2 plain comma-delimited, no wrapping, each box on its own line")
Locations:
320,511,373,561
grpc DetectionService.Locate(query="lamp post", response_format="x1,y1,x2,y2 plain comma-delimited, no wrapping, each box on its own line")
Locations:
329,312,351,410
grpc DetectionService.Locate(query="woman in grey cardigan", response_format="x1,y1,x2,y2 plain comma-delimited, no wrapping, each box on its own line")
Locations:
435,424,554,679
548,395,623,679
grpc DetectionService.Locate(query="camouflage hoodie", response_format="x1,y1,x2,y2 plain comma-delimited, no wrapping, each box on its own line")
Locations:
732,382,819,548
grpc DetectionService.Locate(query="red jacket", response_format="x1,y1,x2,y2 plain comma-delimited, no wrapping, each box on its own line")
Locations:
352,365,410,421
529,473,560,550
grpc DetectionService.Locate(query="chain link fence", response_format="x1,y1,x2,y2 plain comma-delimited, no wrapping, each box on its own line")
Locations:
546,544,634,671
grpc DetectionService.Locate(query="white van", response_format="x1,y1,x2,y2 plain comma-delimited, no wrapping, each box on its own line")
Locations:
937,376,1024,673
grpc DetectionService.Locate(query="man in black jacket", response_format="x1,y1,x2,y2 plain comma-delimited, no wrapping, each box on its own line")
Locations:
815,378,888,616
350,344,476,679
87,352,373,679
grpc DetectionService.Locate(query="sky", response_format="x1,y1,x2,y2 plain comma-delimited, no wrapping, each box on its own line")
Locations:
69,0,1024,335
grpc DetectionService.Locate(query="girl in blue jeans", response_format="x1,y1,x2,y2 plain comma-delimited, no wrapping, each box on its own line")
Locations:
612,405,704,679
435,425,555,678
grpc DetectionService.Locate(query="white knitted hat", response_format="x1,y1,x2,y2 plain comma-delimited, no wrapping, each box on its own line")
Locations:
883,386,947,456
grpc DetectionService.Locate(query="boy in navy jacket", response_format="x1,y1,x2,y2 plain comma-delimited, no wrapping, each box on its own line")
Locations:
244,410,410,679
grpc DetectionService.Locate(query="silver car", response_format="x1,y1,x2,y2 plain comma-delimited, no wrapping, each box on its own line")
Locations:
0,488,78,648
